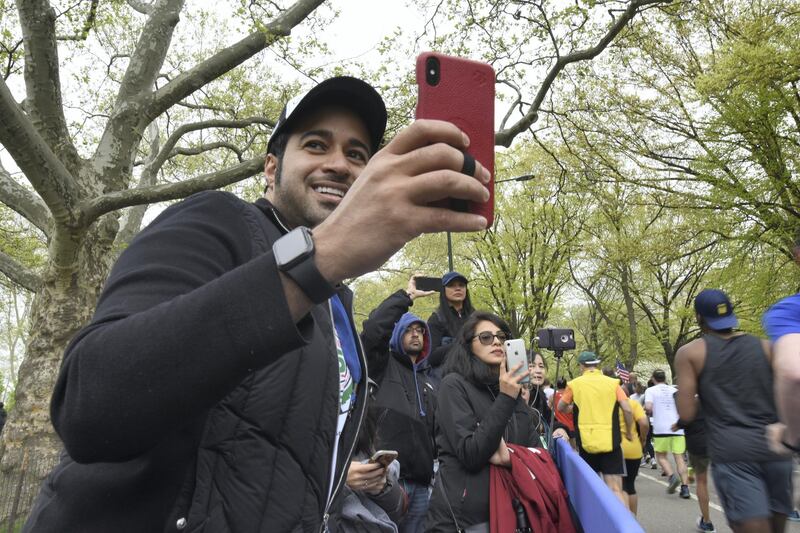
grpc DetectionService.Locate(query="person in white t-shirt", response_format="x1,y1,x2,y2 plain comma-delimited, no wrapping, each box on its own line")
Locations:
643,369,690,499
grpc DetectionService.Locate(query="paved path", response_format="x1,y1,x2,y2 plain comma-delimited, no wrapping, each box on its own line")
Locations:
635,462,800,532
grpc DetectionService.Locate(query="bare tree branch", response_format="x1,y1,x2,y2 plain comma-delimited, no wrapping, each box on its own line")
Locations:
93,0,185,192
57,0,100,41
17,0,80,166
84,156,265,221
0,249,41,292
115,122,160,247
171,142,243,160
495,0,670,147
0,77,81,227
126,0,153,15
151,117,273,174
0,162,53,237
146,0,326,120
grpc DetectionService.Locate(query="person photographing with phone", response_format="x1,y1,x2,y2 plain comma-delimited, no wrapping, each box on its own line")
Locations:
25,72,493,533
425,312,539,532
427,272,476,371
328,391,406,533
360,275,440,533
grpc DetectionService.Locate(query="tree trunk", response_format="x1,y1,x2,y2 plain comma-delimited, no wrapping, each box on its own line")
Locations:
620,265,639,367
0,219,117,523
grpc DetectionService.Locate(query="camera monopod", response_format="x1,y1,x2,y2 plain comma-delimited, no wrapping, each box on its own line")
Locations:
547,348,564,449
535,327,576,448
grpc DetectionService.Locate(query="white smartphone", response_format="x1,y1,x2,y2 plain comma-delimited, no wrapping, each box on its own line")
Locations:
369,450,399,467
504,339,530,383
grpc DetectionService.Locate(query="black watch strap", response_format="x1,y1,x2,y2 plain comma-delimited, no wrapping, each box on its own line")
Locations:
284,251,337,304
781,439,800,454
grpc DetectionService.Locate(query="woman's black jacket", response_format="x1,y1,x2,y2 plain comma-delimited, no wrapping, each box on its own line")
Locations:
426,307,471,368
425,373,539,532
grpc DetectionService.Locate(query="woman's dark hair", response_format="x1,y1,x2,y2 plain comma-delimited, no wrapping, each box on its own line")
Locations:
443,311,512,384
529,351,546,370
435,280,475,337
556,377,567,389
355,381,382,456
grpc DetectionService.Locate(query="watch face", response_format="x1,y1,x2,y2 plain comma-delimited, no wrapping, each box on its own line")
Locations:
274,227,313,268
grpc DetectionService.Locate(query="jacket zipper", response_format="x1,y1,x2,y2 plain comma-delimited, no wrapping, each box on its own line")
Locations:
320,300,368,531
266,207,367,531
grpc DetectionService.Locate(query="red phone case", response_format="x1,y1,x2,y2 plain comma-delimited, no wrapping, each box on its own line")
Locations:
416,52,495,226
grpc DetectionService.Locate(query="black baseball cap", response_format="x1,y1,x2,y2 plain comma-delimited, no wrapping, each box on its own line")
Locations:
694,289,739,330
267,76,387,156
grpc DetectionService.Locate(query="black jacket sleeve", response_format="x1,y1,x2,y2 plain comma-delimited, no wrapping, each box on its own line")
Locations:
370,463,406,523
51,191,312,463
360,290,412,380
426,311,450,368
437,376,518,473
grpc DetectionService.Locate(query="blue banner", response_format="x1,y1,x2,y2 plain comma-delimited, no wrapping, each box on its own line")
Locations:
552,439,644,533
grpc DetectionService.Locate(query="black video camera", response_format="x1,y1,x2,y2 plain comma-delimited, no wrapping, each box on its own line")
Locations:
536,327,576,351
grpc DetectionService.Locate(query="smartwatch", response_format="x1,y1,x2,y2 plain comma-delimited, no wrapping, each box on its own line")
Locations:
273,226,337,304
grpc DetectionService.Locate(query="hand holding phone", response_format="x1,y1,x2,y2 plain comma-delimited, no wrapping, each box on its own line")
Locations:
416,52,496,226
414,276,442,293
369,450,398,468
504,339,530,384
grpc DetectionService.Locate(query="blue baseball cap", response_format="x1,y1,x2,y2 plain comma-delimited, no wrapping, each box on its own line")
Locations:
442,271,468,286
694,289,738,330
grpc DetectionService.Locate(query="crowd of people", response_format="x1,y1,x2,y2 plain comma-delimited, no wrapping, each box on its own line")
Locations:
16,74,799,533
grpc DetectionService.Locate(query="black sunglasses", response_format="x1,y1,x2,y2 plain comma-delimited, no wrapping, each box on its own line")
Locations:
471,331,509,345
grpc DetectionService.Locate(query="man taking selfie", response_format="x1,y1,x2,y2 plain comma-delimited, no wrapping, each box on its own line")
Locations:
24,76,491,533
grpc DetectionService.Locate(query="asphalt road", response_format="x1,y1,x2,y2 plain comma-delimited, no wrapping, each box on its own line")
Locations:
634,461,800,533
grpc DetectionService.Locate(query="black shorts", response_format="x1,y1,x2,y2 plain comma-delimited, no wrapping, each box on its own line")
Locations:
579,448,625,476
689,453,710,474
712,460,794,523
622,459,640,495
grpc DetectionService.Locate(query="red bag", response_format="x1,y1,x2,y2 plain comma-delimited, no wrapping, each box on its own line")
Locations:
490,445,576,533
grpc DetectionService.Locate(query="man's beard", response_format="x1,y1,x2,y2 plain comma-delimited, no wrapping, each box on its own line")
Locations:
405,345,423,356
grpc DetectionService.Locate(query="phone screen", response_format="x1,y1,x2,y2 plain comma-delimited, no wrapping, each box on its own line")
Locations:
415,276,441,292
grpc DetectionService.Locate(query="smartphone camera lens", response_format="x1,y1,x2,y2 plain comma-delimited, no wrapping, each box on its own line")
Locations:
426,56,440,86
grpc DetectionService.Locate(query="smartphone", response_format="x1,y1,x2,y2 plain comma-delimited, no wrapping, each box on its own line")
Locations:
369,450,398,467
414,276,441,292
415,52,495,226
504,339,530,383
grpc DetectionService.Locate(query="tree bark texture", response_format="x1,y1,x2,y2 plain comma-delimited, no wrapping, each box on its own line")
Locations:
0,221,117,523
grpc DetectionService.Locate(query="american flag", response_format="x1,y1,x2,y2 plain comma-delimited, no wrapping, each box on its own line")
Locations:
615,360,630,383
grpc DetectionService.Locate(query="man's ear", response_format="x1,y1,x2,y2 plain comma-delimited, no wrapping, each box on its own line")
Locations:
264,153,278,196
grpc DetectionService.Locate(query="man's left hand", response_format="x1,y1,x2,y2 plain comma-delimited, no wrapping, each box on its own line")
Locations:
766,422,795,456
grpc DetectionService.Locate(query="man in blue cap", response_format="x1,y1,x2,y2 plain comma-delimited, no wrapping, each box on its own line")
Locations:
675,289,793,533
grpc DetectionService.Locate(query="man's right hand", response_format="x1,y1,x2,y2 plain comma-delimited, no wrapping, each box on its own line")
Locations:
313,120,491,284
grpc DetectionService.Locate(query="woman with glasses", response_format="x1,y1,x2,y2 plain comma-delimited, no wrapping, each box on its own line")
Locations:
425,312,538,532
